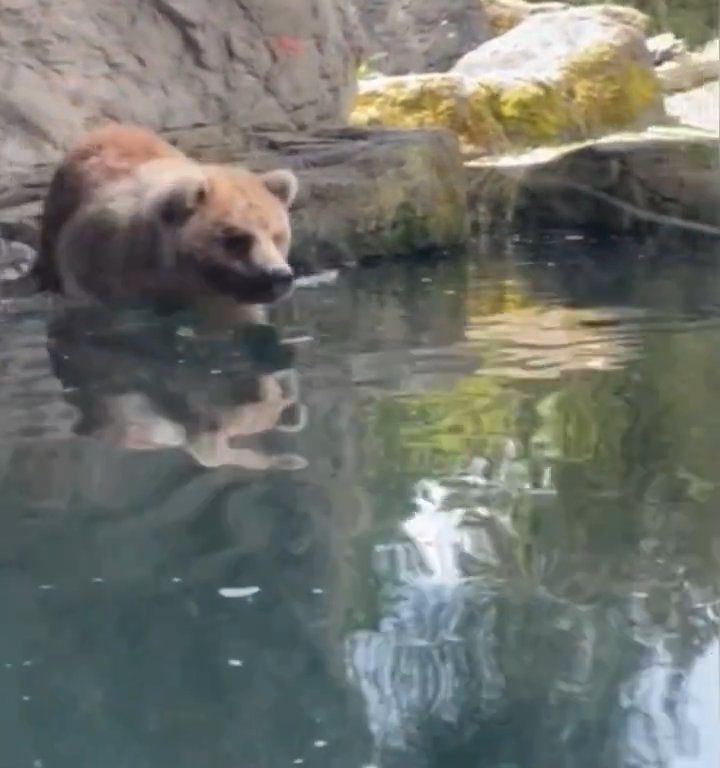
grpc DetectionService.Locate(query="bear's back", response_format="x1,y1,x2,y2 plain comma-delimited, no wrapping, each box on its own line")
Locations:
35,124,185,291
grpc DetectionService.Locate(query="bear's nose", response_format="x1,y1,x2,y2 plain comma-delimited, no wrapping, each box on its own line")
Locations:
268,266,294,286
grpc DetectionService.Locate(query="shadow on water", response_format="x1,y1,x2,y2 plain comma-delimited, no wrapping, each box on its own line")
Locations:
0,233,719,768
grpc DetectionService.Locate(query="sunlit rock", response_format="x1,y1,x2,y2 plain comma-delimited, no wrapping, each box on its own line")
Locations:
351,6,663,152
351,72,510,152
656,37,720,93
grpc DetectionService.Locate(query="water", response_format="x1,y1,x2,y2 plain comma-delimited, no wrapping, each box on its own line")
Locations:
0,233,719,768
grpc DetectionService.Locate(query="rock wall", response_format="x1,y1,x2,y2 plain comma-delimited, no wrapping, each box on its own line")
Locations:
0,0,365,192
357,0,490,75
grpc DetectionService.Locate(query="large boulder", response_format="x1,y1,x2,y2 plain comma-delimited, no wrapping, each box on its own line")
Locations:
0,0,365,194
465,126,720,236
351,6,664,152
284,127,469,268
357,0,490,75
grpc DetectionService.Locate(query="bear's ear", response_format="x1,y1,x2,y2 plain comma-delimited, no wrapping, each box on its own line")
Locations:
260,169,299,208
158,177,208,226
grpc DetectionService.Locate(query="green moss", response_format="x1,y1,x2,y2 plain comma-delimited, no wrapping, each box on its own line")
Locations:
561,45,662,133
350,37,663,155
350,75,508,153
491,82,576,145
340,139,468,259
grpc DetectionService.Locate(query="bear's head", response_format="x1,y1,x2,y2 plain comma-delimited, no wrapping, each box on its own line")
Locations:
140,161,299,305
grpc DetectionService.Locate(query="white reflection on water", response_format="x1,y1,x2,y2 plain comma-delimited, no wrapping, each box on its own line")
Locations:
617,633,720,767
346,457,719,767
667,638,719,768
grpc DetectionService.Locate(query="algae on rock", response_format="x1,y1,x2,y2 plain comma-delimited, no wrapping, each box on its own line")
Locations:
351,6,665,153
285,127,470,268
351,74,510,152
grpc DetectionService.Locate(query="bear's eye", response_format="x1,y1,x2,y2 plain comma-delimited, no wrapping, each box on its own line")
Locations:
222,230,254,255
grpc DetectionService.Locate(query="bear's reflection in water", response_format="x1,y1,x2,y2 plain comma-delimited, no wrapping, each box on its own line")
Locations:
45,304,308,472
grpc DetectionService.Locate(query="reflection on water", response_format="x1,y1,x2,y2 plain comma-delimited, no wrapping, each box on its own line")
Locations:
0,235,719,767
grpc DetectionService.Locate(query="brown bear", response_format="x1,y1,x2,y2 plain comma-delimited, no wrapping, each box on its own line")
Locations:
33,123,299,310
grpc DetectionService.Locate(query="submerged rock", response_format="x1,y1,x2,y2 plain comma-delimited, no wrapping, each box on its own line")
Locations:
466,126,720,236
351,6,664,152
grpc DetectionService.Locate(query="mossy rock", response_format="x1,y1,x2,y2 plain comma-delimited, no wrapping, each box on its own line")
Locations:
351,74,510,153
350,6,664,153
282,127,469,267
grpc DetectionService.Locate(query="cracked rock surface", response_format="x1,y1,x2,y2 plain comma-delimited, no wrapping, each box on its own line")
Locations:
357,0,490,75
0,0,365,185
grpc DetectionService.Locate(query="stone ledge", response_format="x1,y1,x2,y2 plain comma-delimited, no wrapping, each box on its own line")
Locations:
0,126,469,279
466,126,720,237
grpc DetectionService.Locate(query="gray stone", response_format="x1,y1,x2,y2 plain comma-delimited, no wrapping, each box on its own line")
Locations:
466,127,720,237
0,0,366,189
357,0,490,75
655,38,720,93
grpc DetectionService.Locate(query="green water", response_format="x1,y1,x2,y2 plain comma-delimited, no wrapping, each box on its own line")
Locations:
0,234,718,768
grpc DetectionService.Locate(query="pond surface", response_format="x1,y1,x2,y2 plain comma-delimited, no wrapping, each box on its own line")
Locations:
0,233,719,768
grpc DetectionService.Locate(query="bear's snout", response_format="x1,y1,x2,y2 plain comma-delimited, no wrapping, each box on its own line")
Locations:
261,265,295,302
199,257,294,304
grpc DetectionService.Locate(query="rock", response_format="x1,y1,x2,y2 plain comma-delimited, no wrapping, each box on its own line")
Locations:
0,0,366,194
284,127,469,268
480,0,568,36
0,238,36,282
480,0,649,38
646,32,686,66
655,38,720,93
452,7,663,140
357,0,490,76
465,126,720,237
0,126,469,281
351,6,664,152
666,79,720,133
350,73,511,153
